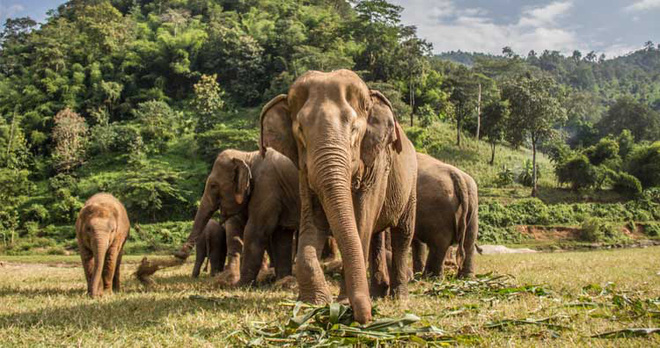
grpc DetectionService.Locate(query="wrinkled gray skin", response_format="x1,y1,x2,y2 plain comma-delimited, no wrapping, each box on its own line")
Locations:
192,220,227,278
178,149,299,286
260,70,417,324
412,153,478,278
76,193,130,297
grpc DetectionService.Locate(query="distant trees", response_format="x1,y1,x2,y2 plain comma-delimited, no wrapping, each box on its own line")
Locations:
481,100,509,165
597,96,660,141
503,77,566,196
51,108,88,173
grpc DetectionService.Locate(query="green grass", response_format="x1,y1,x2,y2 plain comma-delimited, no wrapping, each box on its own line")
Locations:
1,248,658,346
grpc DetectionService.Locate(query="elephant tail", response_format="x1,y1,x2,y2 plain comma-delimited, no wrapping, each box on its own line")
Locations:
451,171,470,270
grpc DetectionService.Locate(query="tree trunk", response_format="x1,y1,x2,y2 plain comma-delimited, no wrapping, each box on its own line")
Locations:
476,83,481,140
456,113,462,147
531,138,538,197
489,142,496,165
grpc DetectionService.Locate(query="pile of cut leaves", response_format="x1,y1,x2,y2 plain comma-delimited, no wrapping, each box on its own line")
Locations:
240,301,475,346
423,272,552,300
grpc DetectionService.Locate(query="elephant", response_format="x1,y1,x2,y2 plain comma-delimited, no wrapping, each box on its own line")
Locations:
412,153,479,279
260,69,418,324
192,220,227,278
177,149,299,287
76,193,130,297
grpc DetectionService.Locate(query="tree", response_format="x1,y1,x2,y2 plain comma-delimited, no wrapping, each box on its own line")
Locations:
51,108,88,173
503,77,566,196
556,154,597,191
626,142,660,188
598,96,660,142
481,99,509,165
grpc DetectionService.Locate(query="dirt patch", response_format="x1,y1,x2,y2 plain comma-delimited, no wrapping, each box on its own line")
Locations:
516,225,582,241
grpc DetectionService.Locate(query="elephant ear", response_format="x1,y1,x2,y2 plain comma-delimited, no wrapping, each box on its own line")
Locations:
232,158,252,205
361,90,402,167
260,94,298,166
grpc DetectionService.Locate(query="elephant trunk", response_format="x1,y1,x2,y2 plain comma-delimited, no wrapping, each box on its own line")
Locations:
313,147,372,324
178,195,217,259
90,237,108,297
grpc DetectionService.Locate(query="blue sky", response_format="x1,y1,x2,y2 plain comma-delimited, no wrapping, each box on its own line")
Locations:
2,0,659,57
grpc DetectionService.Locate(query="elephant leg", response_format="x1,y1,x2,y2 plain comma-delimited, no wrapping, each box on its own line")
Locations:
369,230,390,298
112,245,124,292
423,241,451,278
272,228,294,280
238,219,274,286
389,201,416,299
192,239,206,278
79,244,94,288
296,224,331,304
412,239,428,274
458,214,478,278
218,216,245,286
217,229,228,273
209,248,223,277
102,245,121,294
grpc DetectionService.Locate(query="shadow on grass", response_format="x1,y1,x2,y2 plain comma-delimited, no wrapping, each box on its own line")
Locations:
0,286,291,331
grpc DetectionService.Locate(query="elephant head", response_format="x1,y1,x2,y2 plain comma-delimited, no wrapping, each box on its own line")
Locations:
260,70,401,323
77,204,119,297
180,150,253,255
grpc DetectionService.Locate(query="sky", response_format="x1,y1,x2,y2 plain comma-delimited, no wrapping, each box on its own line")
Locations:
2,0,659,58
390,0,660,57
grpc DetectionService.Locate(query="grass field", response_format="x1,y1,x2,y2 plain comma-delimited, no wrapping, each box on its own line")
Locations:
1,248,658,346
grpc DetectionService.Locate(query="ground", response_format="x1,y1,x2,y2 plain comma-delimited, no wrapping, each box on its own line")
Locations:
1,248,658,346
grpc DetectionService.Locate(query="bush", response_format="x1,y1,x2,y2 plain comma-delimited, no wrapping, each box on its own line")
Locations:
517,159,540,187
495,166,514,187
22,204,50,224
585,137,620,166
133,100,179,153
579,219,627,243
612,172,642,197
626,141,660,188
556,154,597,191
49,173,78,194
640,222,660,237
49,189,84,224
195,124,258,163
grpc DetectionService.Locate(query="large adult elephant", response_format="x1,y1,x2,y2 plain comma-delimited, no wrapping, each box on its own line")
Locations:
413,153,479,278
177,149,299,286
260,70,417,324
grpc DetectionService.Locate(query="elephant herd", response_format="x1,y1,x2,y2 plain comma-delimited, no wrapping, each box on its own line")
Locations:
74,70,479,324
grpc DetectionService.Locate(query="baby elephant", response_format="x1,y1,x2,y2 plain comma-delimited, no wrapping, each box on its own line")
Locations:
76,193,130,297
192,220,227,278
413,153,479,278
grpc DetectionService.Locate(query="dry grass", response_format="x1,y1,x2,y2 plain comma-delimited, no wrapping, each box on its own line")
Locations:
0,248,659,346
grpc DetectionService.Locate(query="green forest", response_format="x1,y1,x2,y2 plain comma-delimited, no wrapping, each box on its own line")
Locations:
1,0,659,254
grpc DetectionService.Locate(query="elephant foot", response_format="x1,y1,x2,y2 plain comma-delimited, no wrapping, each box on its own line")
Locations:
321,260,343,276
336,295,349,305
389,284,409,300
370,281,389,299
214,270,240,288
257,267,276,285
457,271,475,279
298,289,332,305
273,275,297,291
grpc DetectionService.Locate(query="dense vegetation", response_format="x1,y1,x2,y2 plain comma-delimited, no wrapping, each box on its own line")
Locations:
1,0,659,253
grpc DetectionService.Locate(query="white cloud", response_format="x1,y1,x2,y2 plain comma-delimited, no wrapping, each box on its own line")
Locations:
392,0,580,55
625,0,660,12
518,1,573,27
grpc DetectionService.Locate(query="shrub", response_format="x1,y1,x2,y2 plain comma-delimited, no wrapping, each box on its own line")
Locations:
49,189,84,224
517,159,540,187
495,166,514,187
51,108,88,172
612,172,642,197
626,141,660,188
133,100,179,153
555,154,596,191
195,124,258,163
640,222,660,237
22,204,50,224
585,137,620,166
49,173,78,194
579,219,627,243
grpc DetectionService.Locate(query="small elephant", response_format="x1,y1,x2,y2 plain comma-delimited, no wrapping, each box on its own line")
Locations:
76,193,130,297
260,70,418,324
412,153,479,278
178,149,299,287
192,220,227,278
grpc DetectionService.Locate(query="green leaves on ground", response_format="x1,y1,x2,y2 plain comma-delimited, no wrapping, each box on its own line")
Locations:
242,301,472,346
424,272,553,300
